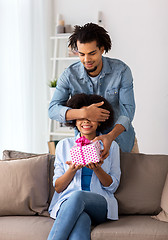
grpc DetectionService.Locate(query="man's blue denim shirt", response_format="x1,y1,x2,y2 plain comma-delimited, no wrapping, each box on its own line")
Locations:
48,56,136,152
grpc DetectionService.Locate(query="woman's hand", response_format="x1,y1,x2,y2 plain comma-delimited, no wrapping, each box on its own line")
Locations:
86,160,104,171
66,161,83,172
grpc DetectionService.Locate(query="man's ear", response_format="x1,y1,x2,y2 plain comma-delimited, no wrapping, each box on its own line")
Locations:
100,46,104,54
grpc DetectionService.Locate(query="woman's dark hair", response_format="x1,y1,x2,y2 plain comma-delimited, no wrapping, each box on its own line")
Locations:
68,23,112,53
66,93,114,132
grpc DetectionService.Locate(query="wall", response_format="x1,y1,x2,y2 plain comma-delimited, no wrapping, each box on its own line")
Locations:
52,0,168,154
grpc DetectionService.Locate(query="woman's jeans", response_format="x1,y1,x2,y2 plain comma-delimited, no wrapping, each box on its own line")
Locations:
47,190,107,240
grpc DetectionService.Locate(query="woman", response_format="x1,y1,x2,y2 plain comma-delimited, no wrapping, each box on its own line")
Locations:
47,93,121,240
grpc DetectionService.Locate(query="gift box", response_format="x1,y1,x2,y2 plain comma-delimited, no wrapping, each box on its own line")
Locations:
70,136,101,165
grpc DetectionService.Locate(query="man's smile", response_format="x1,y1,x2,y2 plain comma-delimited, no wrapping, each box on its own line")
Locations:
85,62,94,68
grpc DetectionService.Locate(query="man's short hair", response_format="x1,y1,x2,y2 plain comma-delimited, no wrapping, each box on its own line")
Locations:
68,23,112,53
65,93,114,132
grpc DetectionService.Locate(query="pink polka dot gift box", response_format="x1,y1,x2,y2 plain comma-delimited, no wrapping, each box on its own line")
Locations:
70,136,101,165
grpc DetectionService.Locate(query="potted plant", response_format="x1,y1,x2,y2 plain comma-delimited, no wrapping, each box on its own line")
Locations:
48,79,57,99
49,79,57,88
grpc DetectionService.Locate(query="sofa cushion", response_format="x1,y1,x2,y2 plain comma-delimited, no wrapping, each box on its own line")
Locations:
2,150,37,160
91,215,168,240
152,172,168,222
115,152,168,215
0,154,50,216
2,150,55,204
0,216,54,240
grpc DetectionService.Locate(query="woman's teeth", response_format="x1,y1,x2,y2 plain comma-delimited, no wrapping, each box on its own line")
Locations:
82,125,91,129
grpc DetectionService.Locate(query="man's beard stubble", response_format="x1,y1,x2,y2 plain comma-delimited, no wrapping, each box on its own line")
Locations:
85,66,97,73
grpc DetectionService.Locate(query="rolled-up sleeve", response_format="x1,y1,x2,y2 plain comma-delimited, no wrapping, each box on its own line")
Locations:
102,141,121,193
115,115,131,132
102,175,120,193
48,73,71,123
115,66,135,131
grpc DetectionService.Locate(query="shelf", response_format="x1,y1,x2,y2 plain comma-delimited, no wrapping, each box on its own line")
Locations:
50,34,71,40
49,33,76,141
50,132,74,137
50,57,78,61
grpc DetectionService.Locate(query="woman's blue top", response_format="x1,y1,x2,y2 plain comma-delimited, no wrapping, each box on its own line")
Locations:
81,167,93,191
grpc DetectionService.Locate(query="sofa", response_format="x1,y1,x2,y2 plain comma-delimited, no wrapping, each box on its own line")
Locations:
0,149,168,240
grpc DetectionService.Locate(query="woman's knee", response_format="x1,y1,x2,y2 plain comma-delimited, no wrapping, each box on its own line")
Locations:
69,190,85,203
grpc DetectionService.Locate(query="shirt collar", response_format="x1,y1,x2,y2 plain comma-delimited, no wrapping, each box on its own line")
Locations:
75,133,81,140
78,56,112,80
78,63,89,81
101,56,112,76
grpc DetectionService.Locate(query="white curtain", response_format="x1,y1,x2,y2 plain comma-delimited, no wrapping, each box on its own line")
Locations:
0,0,51,155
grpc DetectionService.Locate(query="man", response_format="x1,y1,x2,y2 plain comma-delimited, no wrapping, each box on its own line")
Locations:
49,23,138,159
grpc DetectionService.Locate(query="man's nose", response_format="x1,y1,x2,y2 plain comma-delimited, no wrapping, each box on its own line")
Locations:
84,54,90,62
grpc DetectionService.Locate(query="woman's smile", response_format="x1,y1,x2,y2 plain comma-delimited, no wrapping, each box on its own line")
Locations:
76,118,99,140
81,125,92,129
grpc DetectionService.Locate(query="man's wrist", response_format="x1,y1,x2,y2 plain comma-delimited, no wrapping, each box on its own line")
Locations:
66,108,86,121
107,131,115,142
107,124,125,141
